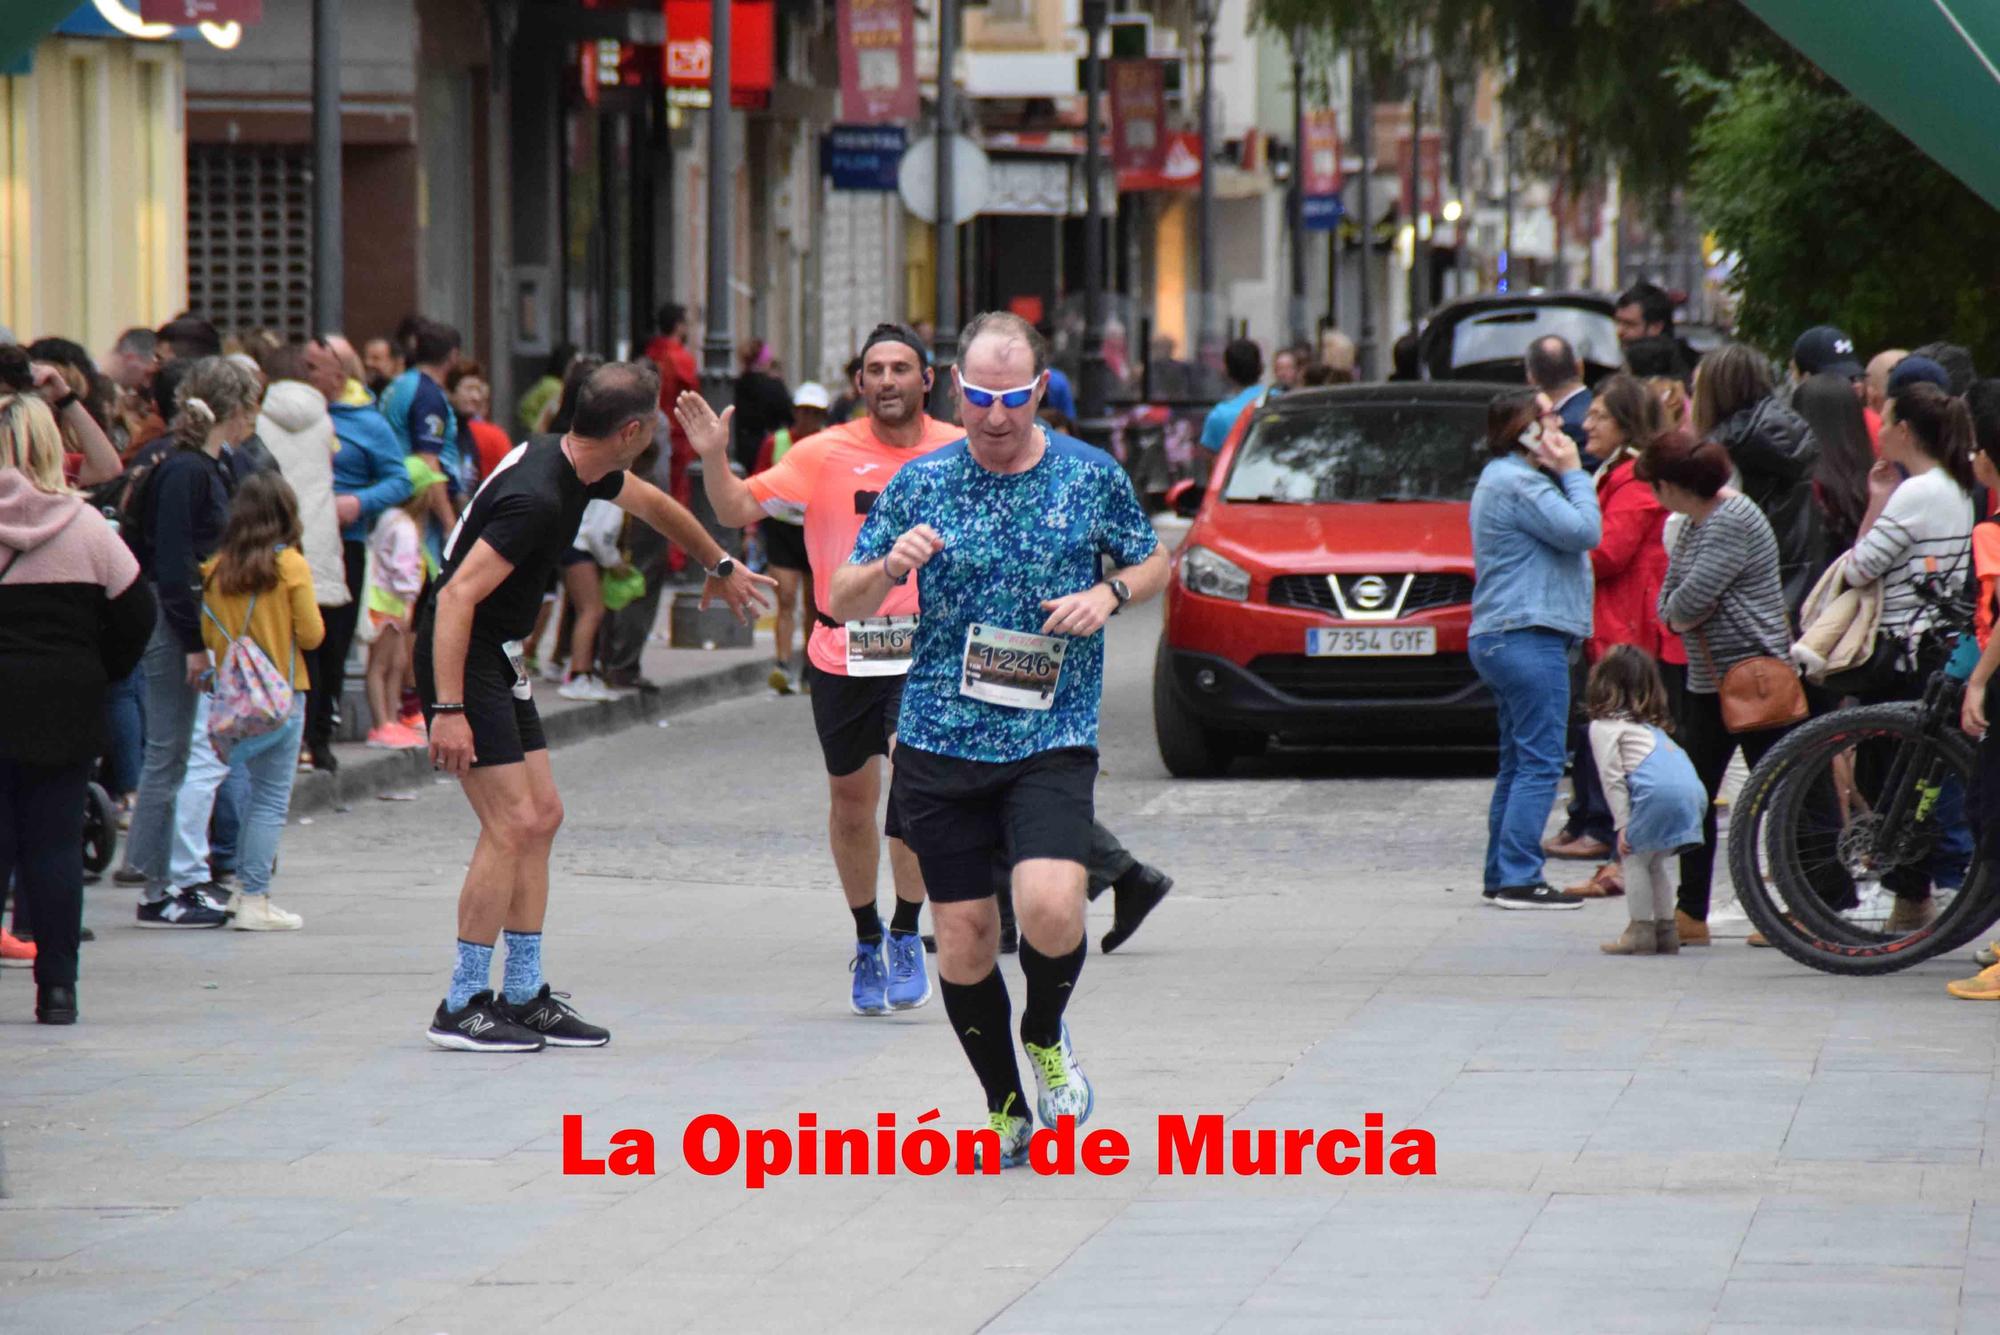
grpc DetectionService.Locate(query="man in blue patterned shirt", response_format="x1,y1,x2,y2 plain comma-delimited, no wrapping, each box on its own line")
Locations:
828,311,1168,1167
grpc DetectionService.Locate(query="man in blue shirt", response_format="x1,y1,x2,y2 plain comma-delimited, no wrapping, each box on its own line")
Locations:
828,311,1168,1167
1199,338,1265,453
381,319,463,562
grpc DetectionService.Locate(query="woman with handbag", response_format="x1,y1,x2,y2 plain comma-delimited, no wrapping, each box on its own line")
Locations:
1642,429,1804,944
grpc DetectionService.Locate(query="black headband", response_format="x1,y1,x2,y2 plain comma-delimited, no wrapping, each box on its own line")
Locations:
859,323,931,367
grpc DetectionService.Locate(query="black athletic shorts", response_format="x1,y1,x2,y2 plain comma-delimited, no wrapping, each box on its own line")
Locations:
413,631,547,769
890,744,1097,903
763,519,809,572
807,664,905,777
559,545,595,568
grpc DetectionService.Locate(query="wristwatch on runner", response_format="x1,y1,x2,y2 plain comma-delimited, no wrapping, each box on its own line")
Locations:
1106,577,1132,615
705,556,736,580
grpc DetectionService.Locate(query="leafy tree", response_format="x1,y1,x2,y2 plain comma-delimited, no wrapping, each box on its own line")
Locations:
1686,63,2000,365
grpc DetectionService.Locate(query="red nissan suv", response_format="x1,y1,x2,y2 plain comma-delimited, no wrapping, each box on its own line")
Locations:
1152,382,1504,776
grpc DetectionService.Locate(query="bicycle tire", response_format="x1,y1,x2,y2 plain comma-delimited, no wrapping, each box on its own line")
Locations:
81,780,118,876
1726,703,1997,975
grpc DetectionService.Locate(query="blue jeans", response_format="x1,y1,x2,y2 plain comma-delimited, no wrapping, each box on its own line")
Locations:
103,668,145,795
223,698,305,897
1471,628,1573,890
169,697,253,889
122,612,200,895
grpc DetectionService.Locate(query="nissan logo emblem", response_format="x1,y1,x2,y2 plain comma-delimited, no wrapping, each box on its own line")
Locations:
1351,576,1390,610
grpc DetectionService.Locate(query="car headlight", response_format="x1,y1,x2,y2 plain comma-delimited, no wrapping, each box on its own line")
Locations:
1180,545,1251,601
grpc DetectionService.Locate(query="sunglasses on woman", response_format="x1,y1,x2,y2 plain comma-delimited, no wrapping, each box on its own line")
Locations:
959,374,1042,410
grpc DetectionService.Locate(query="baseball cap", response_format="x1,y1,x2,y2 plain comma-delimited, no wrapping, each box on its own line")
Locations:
793,381,831,410
1792,325,1863,378
404,453,449,496
1886,354,1951,394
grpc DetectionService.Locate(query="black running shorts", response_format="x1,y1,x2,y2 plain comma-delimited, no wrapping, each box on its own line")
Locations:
807,664,905,778
762,519,809,572
414,633,547,769
889,744,1098,903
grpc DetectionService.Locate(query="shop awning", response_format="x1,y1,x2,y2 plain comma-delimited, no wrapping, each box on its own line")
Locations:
1742,0,2000,209
0,0,85,71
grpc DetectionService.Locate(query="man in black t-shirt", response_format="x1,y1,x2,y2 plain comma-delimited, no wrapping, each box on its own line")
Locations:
416,361,774,1053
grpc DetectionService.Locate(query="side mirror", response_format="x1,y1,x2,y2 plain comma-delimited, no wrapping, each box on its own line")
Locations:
1166,479,1206,518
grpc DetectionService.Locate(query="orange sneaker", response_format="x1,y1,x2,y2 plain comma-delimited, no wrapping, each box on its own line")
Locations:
0,930,35,967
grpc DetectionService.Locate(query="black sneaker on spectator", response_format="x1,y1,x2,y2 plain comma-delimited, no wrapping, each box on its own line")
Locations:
112,867,149,887
135,890,228,929
426,990,546,1052
502,985,611,1048
1488,883,1586,911
179,881,233,915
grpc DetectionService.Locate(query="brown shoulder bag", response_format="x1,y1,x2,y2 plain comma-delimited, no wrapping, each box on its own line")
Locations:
1693,616,1808,734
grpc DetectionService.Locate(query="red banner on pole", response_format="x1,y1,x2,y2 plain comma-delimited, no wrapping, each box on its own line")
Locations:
837,0,917,125
1302,109,1341,196
1107,59,1165,174
665,0,775,104
139,0,262,20
1396,131,1443,218
1117,130,1202,193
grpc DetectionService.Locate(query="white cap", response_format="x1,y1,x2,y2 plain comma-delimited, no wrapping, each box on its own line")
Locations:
793,381,831,410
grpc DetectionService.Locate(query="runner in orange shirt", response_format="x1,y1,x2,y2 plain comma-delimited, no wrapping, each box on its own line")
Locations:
682,325,955,1015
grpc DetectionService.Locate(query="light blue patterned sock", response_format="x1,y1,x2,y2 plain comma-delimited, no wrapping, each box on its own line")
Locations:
448,939,495,1012
501,930,544,1005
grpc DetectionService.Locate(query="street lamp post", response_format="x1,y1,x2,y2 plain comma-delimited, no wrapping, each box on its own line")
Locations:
1287,25,1308,350
1079,0,1108,422
1405,51,1422,338
1351,60,1375,379
1195,0,1218,366
700,0,734,403
311,0,342,331
929,0,960,418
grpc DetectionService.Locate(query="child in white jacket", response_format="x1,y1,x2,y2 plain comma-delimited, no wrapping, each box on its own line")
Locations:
362,456,445,748
1587,646,1710,956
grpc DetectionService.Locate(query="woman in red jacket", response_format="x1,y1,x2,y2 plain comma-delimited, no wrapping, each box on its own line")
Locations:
1562,373,1683,896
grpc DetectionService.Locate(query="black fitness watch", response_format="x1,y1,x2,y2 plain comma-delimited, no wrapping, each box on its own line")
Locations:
705,556,736,580
1106,577,1132,614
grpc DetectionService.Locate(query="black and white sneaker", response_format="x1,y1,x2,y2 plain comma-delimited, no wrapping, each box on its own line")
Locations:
503,985,610,1047
135,889,228,929
1488,883,1586,911
179,881,233,915
426,990,547,1052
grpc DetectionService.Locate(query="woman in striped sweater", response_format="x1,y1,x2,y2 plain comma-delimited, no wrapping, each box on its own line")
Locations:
1641,430,1796,945
1833,381,1976,932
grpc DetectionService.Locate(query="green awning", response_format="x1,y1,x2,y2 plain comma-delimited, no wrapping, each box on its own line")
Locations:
1742,0,2000,209
0,1,84,73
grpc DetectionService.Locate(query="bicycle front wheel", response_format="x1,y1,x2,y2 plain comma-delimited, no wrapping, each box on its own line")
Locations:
1727,703,1998,975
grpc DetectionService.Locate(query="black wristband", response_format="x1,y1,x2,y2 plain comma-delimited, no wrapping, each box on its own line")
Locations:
52,391,78,412
430,702,467,715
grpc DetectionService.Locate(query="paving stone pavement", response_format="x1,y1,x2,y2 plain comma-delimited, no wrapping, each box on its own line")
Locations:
5,600,2000,1334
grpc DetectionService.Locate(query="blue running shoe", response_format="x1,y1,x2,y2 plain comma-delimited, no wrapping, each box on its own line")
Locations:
849,937,889,1015
885,930,931,1010
974,1093,1034,1171
1023,1021,1093,1128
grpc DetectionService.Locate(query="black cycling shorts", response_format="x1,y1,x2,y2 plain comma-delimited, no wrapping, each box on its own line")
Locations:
889,744,1098,903
414,631,547,769
807,664,905,778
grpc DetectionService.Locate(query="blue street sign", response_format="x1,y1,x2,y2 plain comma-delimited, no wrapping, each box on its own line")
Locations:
1302,196,1344,232
822,126,908,192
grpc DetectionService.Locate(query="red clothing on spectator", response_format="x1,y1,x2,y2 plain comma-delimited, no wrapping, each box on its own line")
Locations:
1588,455,1685,666
467,418,513,483
1864,405,1882,453
645,333,701,573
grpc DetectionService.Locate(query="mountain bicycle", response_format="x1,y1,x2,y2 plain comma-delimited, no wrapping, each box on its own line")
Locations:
1724,577,1994,975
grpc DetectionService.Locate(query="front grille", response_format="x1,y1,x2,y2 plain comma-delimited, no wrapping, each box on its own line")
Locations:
1267,572,1474,615
1248,653,1482,701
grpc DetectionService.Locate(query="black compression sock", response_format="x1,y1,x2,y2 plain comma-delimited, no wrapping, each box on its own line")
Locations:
888,896,922,936
1018,935,1087,1050
940,968,1026,1116
851,903,882,943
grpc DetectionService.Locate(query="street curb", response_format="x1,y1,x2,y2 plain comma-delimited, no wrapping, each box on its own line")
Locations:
287,659,775,816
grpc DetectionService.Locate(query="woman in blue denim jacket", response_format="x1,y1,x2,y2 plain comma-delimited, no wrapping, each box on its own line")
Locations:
1470,390,1602,909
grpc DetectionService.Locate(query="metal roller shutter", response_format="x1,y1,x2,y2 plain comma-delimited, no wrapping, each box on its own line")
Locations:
186,144,314,340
